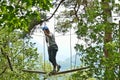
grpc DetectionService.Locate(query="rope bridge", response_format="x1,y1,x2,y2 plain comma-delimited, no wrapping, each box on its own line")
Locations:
22,66,89,75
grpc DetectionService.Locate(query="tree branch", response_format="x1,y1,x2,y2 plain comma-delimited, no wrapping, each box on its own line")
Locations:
23,0,65,38
6,55,13,71
39,0,65,24
17,0,21,5
74,3,80,21
0,66,7,76
1,48,13,71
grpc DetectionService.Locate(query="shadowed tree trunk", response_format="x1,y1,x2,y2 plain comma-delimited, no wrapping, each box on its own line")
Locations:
102,0,112,57
119,20,120,53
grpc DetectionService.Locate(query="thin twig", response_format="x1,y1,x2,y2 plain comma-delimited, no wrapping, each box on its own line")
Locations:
17,0,21,5
0,67,7,76
39,0,65,24
1,48,13,71
6,55,13,71
74,2,80,21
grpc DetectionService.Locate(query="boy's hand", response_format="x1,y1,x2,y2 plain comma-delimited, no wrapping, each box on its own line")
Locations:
43,30,49,37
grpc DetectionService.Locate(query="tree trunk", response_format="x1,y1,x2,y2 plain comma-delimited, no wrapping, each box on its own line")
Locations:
119,20,120,77
118,20,120,53
102,0,112,57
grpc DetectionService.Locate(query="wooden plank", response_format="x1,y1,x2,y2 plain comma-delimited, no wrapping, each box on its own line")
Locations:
50,66,89,75
22,70,47,74
22,66,89,75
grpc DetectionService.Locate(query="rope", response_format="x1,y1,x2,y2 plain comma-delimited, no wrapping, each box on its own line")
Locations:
74,39,79,69
74,54,77,69
22,41,26,68
70,28,72,69
33,33,76,37
43,36,46,71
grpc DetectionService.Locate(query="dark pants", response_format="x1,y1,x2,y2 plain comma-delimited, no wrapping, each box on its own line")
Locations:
48,45,58,69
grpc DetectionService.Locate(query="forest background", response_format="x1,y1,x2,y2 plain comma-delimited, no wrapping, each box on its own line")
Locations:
0,0,120,80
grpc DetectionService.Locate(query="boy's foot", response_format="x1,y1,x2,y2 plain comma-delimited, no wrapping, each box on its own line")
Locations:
57,65,61,72
49,70,56,74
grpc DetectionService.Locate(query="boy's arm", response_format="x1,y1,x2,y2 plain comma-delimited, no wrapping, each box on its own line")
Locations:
46,36,48,43
44,30,50,37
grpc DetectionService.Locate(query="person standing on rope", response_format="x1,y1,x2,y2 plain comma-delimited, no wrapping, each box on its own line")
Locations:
42,26,61,73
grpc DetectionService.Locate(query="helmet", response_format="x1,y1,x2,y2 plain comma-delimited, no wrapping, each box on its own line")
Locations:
42,26,49,30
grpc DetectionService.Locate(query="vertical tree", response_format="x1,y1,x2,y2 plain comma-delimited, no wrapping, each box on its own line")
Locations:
102,0,112,57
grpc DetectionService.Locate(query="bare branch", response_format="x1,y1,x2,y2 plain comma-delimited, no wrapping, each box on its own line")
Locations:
1,48,13,71
39,0,65,24
0,67,7,76
17,0,21,5
6,55,13,71
25,0,65,37
74,3,80,21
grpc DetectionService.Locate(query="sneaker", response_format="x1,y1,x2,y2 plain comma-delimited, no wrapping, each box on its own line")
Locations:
57,65,61,72
49,70,56,74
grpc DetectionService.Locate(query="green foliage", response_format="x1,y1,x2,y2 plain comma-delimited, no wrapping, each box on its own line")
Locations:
0,29,42,79
0,0,53,79
0,0,53,34
55,0,120,79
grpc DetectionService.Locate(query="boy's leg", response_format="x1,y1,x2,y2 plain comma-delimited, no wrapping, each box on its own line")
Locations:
48,49,57,72
51,49,57,70
52,49,61,72
48,48,61,72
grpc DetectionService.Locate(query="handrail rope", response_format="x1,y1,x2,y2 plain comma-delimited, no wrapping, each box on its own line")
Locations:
33,33,76,37
13,46,26,59
74,39,80,69
74,54,77,69
22,42,25,67
70,28,72,69
43,36,46,71
55,33,76,37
